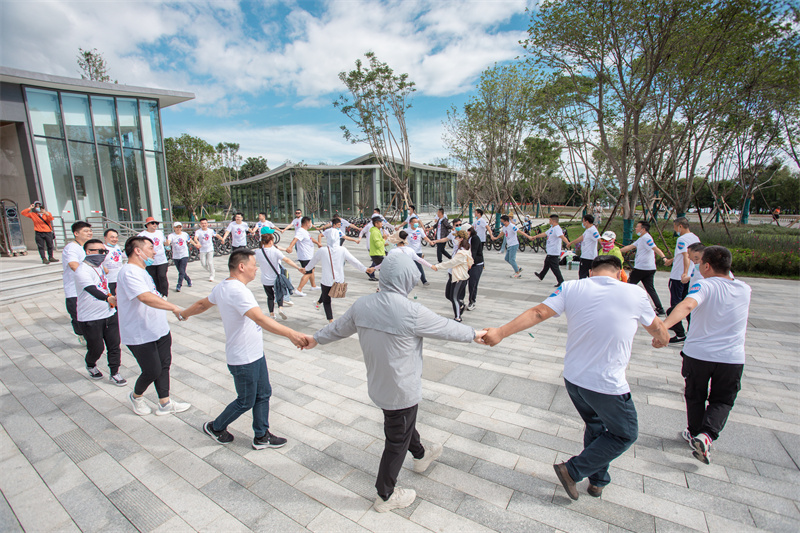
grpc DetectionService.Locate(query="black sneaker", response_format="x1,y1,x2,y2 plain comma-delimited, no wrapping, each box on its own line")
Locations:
535,272,543,281
204,421,233,444
252,431,287,449
86,366,103,380
669,336,686,345
656,309,666,317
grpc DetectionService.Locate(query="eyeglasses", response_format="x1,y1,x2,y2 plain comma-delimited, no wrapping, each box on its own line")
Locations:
88,249,108,254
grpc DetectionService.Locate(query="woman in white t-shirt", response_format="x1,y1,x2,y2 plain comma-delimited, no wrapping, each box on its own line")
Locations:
138,217,169,297
255,230,305,320
167,221,192,292
222,213,250,249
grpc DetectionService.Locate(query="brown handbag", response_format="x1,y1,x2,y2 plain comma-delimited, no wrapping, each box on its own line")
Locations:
327,247,348,298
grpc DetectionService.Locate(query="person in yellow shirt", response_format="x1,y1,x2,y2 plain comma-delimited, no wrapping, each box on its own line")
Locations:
599,231,628,282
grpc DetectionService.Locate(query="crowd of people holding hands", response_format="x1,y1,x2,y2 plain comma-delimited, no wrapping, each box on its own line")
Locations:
52,204,751,513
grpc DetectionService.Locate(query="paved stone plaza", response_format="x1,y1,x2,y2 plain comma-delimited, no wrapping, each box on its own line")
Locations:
1,245,799,532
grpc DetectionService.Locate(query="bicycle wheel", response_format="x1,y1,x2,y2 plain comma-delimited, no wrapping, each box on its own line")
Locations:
273,232,281,244
519,241,526,252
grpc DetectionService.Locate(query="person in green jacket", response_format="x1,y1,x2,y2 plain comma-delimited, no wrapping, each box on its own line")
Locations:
368,216,387,281
599,231,628,282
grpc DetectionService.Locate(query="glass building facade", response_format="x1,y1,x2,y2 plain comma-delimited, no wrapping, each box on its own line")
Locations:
25,88,170,229
229,157,457,223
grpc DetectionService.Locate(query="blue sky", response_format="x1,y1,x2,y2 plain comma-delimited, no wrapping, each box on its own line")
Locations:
1,0,535,167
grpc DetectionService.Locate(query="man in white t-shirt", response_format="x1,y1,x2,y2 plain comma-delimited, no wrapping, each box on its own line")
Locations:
167,221,192,292
192,217,222,282
63,221,93,342
286,216,320,296
251,212,276,236
138,217,169,297
74,238,125,386
686,242,706,287
180,248,314,449
395,204,419,230
117,236,190,417
662,217,701,343
531,214,569,286
482,255,669,500
281,209,304,233
489,214,532,278
620,220,667,315
654,246,750,465
103,229,126,296
223,212,250,249
473,208,489,243
568,214,601,279
406,216,434,286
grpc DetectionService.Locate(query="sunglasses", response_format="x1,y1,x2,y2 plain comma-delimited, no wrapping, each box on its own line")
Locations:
88,248,108,254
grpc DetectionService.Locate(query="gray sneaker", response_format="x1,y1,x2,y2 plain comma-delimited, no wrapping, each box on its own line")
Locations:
413,443,443,473
109,373,127,386
129,392,151,416
155,399,191,416
86,366,103,380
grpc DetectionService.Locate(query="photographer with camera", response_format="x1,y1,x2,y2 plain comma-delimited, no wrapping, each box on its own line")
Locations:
21,201,56,264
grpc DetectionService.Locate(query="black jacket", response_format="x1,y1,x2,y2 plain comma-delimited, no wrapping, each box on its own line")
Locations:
470,234,484,265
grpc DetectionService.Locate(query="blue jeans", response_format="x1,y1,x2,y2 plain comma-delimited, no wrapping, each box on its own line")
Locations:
213,355,272,438
505,244,519,272
564,379,638,488
173,257,191,289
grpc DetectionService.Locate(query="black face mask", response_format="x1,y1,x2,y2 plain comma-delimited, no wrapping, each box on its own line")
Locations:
85,255,105,267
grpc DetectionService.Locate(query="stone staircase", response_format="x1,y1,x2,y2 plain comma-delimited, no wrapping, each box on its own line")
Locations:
0,257,64,304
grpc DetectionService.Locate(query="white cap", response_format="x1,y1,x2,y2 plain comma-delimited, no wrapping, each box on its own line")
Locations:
601,231,616,241
173,221,182,227
460,223,472,232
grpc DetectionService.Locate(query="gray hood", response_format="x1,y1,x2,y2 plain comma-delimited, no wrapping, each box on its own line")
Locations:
378,252,420,296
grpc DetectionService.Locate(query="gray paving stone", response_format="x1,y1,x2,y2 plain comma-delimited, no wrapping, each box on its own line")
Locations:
249,472,326,526
199,475,273,528
642,477,755,527
749,506,800,533
421,356,458,382
456,494,555,533
107,479,175,532
490,374,559,410
470,459,557,500
53,428,104,463
0,491,22,532
686,472,799,519
57,480,137,533
440,365,504,395
203,447,269,488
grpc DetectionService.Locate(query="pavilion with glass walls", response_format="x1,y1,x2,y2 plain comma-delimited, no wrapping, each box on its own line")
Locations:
0,67,194,248
227,154,458,224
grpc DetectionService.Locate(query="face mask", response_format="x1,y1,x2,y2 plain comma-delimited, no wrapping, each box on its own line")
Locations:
636,232,642,237
33,207,41,213
85,255,105,267
144,257,155,267
413,223,419,228
601,240,615,252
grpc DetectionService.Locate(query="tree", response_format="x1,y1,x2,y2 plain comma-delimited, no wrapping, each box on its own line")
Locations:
240,156,269,179
516,136,562,215
335,52,416,214
165,135,219,220
77,48,116,83
214,142,242,216
291,162,323,221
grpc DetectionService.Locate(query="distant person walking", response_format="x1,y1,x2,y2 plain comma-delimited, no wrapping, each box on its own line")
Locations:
482,255,669,500
180,248,314,450
222,212,249,250
490,214,531,278
138,217,169,297
531,214,569,286
117,236,190,417
466,225,484,311
619,220,667,316
367,215,388,281
431,230,473,322
103,229,125,296
286,216,321,295
568,214,601,279
255,229,304,320
63,221,93,342
167,221,192,292
662,217,700,344
433,208,452,262
192,218,223,281
654,246,751,465
312,253,485,512
21,201,56,264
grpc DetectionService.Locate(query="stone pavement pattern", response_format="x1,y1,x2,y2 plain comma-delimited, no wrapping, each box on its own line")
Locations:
1,245,799,533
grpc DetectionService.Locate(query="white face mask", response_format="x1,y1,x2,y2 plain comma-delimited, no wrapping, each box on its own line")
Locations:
636,231,642,237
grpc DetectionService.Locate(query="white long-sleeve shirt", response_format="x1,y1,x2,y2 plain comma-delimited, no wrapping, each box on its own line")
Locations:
304,246,368,286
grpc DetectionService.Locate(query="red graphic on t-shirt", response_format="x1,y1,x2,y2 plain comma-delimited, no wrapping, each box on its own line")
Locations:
236,229,242,234
113,253,120,262
154,238,160,246
203,235,209,241
178,239,184,246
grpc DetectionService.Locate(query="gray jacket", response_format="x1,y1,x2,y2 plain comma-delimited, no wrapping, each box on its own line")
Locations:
313,253,475,410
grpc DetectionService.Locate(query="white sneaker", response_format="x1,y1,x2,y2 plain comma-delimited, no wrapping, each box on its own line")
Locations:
283,300,294,307
129,392,151,416
413,443,443,473
373,487,416,513
295,291,307,297
155,399,191,416
278,309,287,320
309,286,321,291
466,302,476,311
208,277,214,282
681,429,694,449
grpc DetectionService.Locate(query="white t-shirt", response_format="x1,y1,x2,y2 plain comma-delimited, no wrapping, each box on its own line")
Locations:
138,230,167,265
62,241,86,298
546,225,564,256
688,262,704,287
580,226,601,261
256,246,286,286
194,229,216,253
168,232,189,260
474,218,488,242
543,276,656,395
407,227,425,253
304,246,368,286
502,223,520,247
294,228,314,260
670,232,701,280
208,279,263,366
633,233,657,271
226,222,249,247
323,227,342,248
339,219,351,229
683,277,751,365
73,262,115,322
290,217,303,231
254,220,275,232
116,264,169,345
103,244,126,283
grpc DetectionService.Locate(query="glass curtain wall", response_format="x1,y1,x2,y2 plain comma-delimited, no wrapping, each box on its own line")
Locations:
25,87,169,238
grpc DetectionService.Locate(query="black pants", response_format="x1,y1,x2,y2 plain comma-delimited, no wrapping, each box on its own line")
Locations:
81,313,121,375
538,254,564,285
436,243,452,262
415,253,428,283
579,258,593,279
173,257,191,289
65,297,83,336
667,279,689,337
445,275,468,319
317,284,334,320
368,255,384,279
35,231,55,261
467,263,484,304
146,263,169,296
128,333,172,399
263,284,284,313
681,353,744,441
628,269,664,312
376,404,425,500
108,282,117,296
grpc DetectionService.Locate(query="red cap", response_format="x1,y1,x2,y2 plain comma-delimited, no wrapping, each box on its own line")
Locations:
145,217,159,225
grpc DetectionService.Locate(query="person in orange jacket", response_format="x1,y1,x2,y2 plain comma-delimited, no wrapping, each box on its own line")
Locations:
21,201,57,264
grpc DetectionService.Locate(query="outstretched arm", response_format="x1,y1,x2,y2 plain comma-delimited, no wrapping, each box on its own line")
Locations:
244,306,313,349
180,297,214,320
480,303,557,346
647,316,672,348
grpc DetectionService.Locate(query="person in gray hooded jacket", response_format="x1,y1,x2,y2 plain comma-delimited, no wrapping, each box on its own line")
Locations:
312,253,485,513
